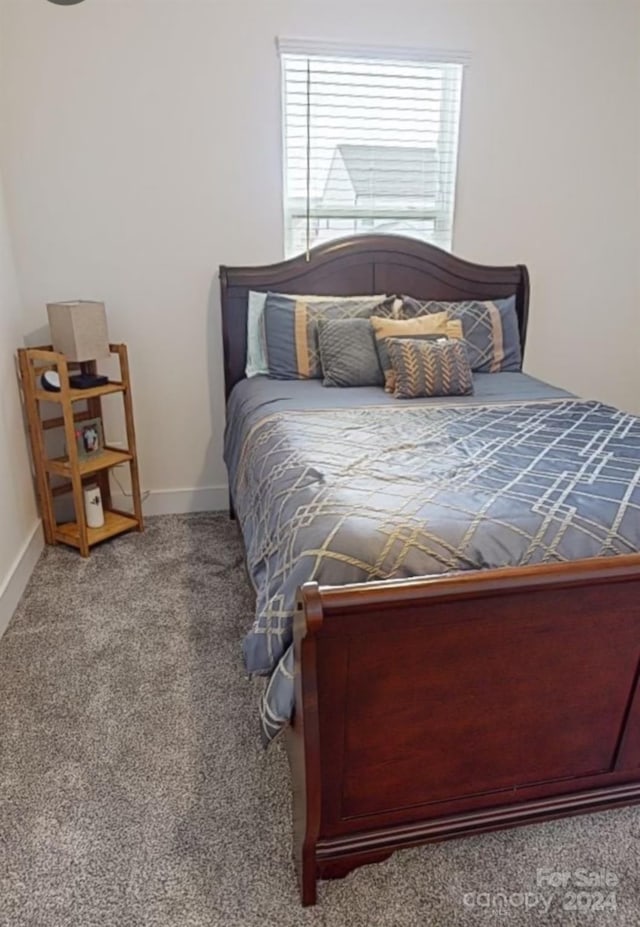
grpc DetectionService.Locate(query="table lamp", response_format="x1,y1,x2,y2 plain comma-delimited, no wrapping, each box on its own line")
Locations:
47,300,110,363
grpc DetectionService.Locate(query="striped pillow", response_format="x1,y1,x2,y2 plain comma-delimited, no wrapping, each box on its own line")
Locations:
398,295,522,373
264,294,394,380
388,337,474,399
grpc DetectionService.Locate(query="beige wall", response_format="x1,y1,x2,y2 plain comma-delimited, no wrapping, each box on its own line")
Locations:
1,0,639,510
0,165,40,624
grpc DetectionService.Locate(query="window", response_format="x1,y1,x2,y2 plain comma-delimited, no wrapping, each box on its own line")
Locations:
279,40,466,258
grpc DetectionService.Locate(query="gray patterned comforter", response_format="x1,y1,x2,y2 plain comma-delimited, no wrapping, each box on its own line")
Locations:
225,380,640,742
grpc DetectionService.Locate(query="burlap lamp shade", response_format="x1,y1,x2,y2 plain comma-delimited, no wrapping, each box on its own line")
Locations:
46,301,110,363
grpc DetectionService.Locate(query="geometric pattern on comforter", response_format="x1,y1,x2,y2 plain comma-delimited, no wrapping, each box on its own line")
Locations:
232,400,640,741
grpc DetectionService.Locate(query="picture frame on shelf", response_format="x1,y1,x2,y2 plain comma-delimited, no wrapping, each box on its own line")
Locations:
75,416,104,460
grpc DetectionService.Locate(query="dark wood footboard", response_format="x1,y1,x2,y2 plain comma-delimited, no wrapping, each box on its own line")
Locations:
286,555,640,905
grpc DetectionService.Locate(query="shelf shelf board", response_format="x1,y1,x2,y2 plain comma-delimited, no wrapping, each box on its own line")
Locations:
34,381,126,403
55,510,140,550
45,447,133,477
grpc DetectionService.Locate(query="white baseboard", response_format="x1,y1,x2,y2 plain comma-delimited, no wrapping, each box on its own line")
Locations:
0,520,44,639
112,484,230,516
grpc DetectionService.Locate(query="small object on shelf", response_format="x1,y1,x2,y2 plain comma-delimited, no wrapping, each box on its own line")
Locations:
41,371,61,392
46,300,110,362
75,416,104,460
17,342,143,557
69,373,109,390
83,484,105,529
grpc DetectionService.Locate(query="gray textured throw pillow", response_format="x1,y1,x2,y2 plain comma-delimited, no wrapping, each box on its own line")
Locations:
317,318,384,387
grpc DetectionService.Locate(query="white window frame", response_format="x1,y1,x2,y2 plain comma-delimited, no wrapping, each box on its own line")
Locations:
278,39,469,258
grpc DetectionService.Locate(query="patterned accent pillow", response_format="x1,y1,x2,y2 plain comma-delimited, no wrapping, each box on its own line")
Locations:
399,295,522,373
317,318,384,387
264,294,394,380
388,337,474,399
371,314,462,392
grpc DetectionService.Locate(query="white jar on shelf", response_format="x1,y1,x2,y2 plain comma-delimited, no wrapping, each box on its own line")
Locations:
83,484,105,529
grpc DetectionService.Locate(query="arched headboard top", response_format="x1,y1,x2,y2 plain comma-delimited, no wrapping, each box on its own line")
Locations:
219,234,530,398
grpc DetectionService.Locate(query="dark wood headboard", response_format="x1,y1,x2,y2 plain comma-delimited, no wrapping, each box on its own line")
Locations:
219,234,530,398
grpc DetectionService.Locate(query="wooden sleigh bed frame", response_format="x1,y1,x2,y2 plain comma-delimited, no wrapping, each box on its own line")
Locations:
220,235,640,906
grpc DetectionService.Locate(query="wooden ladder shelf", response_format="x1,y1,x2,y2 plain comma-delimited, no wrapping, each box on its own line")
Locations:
17,343,144,557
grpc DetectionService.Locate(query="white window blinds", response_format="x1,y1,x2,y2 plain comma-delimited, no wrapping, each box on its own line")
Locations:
279,42,465,258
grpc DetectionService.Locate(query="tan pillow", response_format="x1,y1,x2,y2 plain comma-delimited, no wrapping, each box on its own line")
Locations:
371,314,461,391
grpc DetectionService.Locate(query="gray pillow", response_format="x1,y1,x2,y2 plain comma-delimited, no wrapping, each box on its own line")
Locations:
318,318,384,387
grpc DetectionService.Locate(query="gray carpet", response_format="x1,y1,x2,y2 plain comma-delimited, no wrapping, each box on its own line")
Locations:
1,513,639,926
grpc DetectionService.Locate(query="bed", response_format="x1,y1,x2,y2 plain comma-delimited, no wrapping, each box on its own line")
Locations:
220,234,640,906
